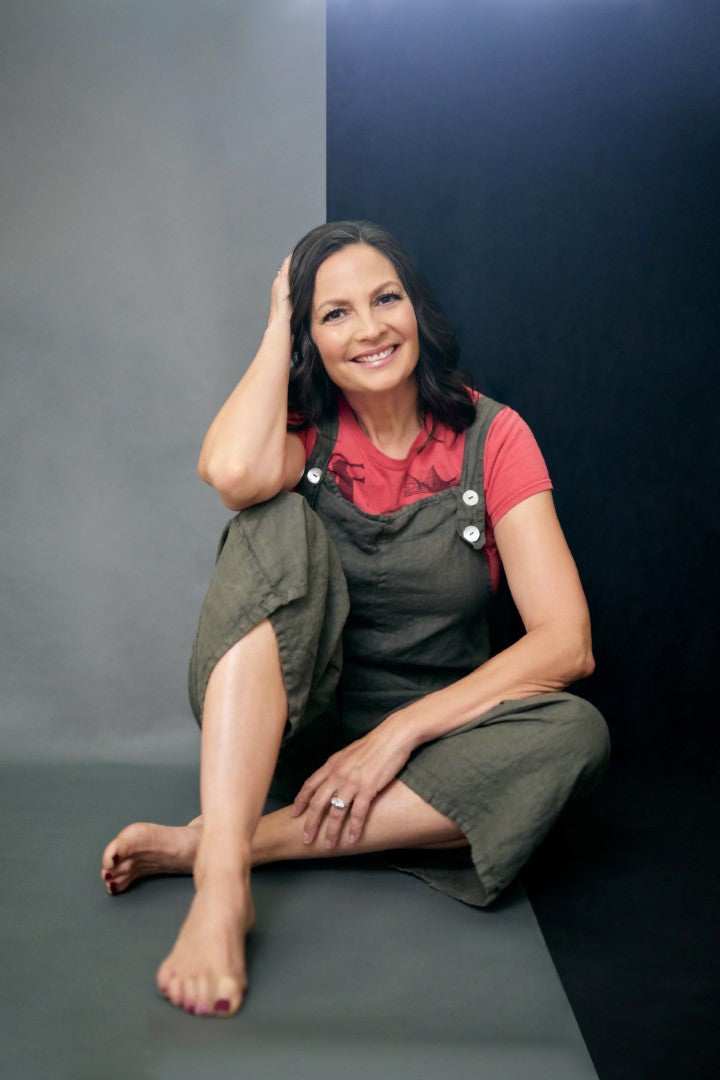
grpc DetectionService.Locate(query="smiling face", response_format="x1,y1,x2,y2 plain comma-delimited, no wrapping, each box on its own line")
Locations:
310,243,420,400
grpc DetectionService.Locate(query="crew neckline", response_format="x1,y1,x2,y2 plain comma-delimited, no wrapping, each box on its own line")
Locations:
338,396,437,470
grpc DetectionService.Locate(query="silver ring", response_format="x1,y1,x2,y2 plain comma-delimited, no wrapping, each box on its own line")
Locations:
330,795,347,810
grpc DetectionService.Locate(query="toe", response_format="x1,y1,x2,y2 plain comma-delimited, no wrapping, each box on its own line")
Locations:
183,976,197,1015
213,975,244,1017
195,975,212,1017
101,839,119,871
156,960,173,998
167,975,184,1009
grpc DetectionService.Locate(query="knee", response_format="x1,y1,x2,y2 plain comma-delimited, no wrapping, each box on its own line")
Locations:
555,694,610,786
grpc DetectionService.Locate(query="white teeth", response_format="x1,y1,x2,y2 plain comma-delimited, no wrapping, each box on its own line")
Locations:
354,346,394,363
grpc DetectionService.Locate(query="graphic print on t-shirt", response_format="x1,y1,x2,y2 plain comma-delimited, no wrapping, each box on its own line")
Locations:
402,465,458,497
329,454,365,502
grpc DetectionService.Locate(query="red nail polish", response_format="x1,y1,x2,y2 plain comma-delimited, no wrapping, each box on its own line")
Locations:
187,1005,196,1014
109,882,118,894
112,853,120,866
104,871,113,882
214,999,231,1013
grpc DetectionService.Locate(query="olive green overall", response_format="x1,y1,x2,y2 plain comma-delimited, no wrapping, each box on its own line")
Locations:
188,397,609,906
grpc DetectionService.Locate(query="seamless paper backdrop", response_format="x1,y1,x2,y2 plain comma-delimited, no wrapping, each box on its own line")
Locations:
1,0,326,760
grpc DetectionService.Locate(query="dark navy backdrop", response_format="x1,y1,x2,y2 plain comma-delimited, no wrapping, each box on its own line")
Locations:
327,3,719,1075
327,0,718,763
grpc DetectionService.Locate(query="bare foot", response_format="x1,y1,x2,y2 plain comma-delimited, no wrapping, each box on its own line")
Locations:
101,822,201,895
156,870,255,1017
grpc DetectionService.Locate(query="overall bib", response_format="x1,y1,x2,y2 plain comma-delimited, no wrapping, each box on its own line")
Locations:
189,398,609,906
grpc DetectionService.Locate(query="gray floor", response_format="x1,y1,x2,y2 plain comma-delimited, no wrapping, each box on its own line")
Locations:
1,760,598,1080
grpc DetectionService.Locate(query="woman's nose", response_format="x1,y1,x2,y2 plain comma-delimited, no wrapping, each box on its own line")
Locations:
355,307,383,340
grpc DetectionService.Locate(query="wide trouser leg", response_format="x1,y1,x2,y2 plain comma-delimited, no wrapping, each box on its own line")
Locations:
396,692,610,907
187,492,350,797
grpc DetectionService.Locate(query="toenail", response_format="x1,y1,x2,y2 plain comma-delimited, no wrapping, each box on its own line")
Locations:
104,872,113,882
186,1005,196,1014
214,999,231,1013
198,1006,210,1015
112,854,120,866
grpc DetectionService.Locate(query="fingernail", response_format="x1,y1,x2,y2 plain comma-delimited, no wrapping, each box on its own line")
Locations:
112,854,120,866
348,834,356,844
303,834,311,845
104,871,113,882
215,999,231,1013
324,839,334,849
109,882,118,894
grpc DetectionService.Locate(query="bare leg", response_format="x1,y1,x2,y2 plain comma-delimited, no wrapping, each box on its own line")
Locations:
102,779,466,892
154,618,286,1018
251,779,467,864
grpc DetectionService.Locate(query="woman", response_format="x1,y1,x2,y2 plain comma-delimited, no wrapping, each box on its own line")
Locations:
101,221,609,1019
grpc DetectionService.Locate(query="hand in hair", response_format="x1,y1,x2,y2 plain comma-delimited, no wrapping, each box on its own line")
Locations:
268,255,292,329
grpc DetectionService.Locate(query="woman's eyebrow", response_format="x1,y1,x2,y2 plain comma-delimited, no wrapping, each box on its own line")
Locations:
314,280,402,315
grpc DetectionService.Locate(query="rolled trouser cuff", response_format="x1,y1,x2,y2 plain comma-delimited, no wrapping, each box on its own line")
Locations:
396,692,610,907
188,491,350,738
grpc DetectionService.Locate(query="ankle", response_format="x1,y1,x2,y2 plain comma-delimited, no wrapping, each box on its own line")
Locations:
194,840,251,889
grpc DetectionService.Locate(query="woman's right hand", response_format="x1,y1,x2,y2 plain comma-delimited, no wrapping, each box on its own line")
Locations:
268,255,292,328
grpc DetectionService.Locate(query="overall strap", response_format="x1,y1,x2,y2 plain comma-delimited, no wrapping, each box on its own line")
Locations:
455,396,505,550
295,408,340,509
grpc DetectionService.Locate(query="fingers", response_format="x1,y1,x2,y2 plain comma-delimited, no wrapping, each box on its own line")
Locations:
272,255,291,294
291,763,330,817
321,796,352,849
268,255,292,323
300,781,339,846
345,793,373,845
292,734,399,849
296,781,376,849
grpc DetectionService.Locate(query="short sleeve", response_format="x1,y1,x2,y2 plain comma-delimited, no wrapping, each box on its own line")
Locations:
484,407,552,526
287,412,317,458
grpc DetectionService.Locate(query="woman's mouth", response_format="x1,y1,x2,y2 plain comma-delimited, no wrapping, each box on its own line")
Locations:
350,345,398,367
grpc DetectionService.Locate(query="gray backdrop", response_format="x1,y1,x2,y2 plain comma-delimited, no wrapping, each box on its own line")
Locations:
1,0,326,761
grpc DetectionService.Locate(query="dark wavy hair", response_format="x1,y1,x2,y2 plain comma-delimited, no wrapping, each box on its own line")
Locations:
287,220,475,434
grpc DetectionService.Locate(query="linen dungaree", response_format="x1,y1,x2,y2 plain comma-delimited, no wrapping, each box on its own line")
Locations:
189,397,609,907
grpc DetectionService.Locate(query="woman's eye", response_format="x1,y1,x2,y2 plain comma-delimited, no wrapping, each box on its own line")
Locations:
322,308,345,323
377,292,402,306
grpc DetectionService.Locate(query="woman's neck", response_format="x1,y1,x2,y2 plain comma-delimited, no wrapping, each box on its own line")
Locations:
342,381,423,459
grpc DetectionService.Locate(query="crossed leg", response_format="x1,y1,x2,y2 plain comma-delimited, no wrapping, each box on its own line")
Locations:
101,619,466,1018
145,618,285,1018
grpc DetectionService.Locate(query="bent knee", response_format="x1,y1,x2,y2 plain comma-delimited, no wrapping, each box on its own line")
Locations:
556,694,610,783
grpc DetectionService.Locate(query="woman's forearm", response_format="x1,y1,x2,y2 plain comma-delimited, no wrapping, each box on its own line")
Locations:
198,319,293,507
198,258,296,509
386,621,595,754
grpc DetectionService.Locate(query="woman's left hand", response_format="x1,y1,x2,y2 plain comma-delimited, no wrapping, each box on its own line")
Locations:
291,718,414,849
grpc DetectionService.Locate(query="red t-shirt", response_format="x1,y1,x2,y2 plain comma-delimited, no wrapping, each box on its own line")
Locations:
293,391,552,591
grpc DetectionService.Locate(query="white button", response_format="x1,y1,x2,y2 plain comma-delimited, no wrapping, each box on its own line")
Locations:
462,489,479,506
463,525,480,543
306,467,322,485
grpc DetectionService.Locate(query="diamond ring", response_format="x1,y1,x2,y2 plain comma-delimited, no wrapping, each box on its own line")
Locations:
330,795,347,810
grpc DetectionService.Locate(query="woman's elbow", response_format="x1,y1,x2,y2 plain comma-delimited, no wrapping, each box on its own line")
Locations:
568,630,595,682
576,645,596,681
197,455,283,510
